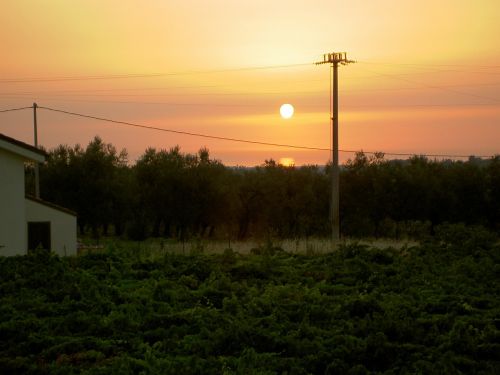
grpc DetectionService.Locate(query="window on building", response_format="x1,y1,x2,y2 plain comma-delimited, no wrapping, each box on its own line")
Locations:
28,222,51,251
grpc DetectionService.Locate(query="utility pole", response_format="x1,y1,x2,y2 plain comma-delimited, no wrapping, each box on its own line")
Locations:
316,52,355,245
33,102,40,199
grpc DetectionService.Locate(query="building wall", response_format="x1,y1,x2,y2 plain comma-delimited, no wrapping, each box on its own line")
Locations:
25,199,77,256
0,149,27,256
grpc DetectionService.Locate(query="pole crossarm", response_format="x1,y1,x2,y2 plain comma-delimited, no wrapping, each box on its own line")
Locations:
315,52,356,65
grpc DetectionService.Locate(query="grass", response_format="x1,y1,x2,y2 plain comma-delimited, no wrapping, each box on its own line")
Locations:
77,236,418,258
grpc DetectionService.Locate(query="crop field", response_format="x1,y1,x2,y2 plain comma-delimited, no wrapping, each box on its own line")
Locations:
1,226,499,374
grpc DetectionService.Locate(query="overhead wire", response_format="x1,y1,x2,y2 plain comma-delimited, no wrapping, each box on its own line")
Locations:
36,105,496,159
3,61,499,106
1,80,500,98
0,104,496,158
356,65,500,103
2,59,499,87
0,89,326,98
3,60,499,84
2,96,496,109
356,61,500,77
0,62,313,84
357,61,500,69
38,105,329,151
1,96,276,107
1,57,498,159
0,106,32,113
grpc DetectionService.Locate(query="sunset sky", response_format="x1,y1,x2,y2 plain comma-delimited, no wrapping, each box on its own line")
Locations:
1,0,499,166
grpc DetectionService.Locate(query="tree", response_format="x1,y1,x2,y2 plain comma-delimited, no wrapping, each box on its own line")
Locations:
40,137,128,236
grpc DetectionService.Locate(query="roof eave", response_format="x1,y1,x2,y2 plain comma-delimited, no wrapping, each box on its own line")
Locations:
0,133,46,162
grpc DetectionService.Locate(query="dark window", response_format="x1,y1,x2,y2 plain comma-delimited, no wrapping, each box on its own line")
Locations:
28,222,51,251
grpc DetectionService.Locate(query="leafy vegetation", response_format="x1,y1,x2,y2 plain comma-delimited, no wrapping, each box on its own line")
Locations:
1,229,499,374
15,137,499,373
28,137,500,241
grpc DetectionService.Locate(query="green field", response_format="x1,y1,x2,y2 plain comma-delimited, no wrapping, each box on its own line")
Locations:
1,226,499,374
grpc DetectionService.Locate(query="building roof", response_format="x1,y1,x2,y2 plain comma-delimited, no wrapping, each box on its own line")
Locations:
26,196,77,216
0,133,47,162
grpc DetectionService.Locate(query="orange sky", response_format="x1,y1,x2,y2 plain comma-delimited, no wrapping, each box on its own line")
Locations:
1,0,499,165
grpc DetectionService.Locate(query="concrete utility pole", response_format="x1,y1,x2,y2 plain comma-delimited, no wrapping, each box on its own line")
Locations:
316,52,355,244
33,102,40,198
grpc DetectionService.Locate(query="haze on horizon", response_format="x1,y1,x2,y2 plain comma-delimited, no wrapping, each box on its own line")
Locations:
1,0,499,166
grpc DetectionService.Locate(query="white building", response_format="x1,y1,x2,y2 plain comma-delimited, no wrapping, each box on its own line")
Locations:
0,133,77,256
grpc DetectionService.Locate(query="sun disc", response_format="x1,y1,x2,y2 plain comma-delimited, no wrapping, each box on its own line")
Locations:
279,157,295,167
280,103,294,119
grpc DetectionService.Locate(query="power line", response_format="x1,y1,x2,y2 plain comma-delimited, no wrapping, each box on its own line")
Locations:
36,105,496,159
357,66,500,103
3,59,499,84
0,78,327,95
38,105,329,151
2,92,498,112
358,61,500,69
37,97,266,107
0,63,312,84
2,80,500,98
0,106,32,113
357,61,500,76
342,81,500,93
3,95,495,110
0,90,326,98
2,73,499,103
2,60,498,85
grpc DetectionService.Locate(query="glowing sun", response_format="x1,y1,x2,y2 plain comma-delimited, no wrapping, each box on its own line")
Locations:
280,103,294,119
279,157,295,167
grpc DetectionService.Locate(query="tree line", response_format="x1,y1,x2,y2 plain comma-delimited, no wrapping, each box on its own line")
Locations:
30,136,500,240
